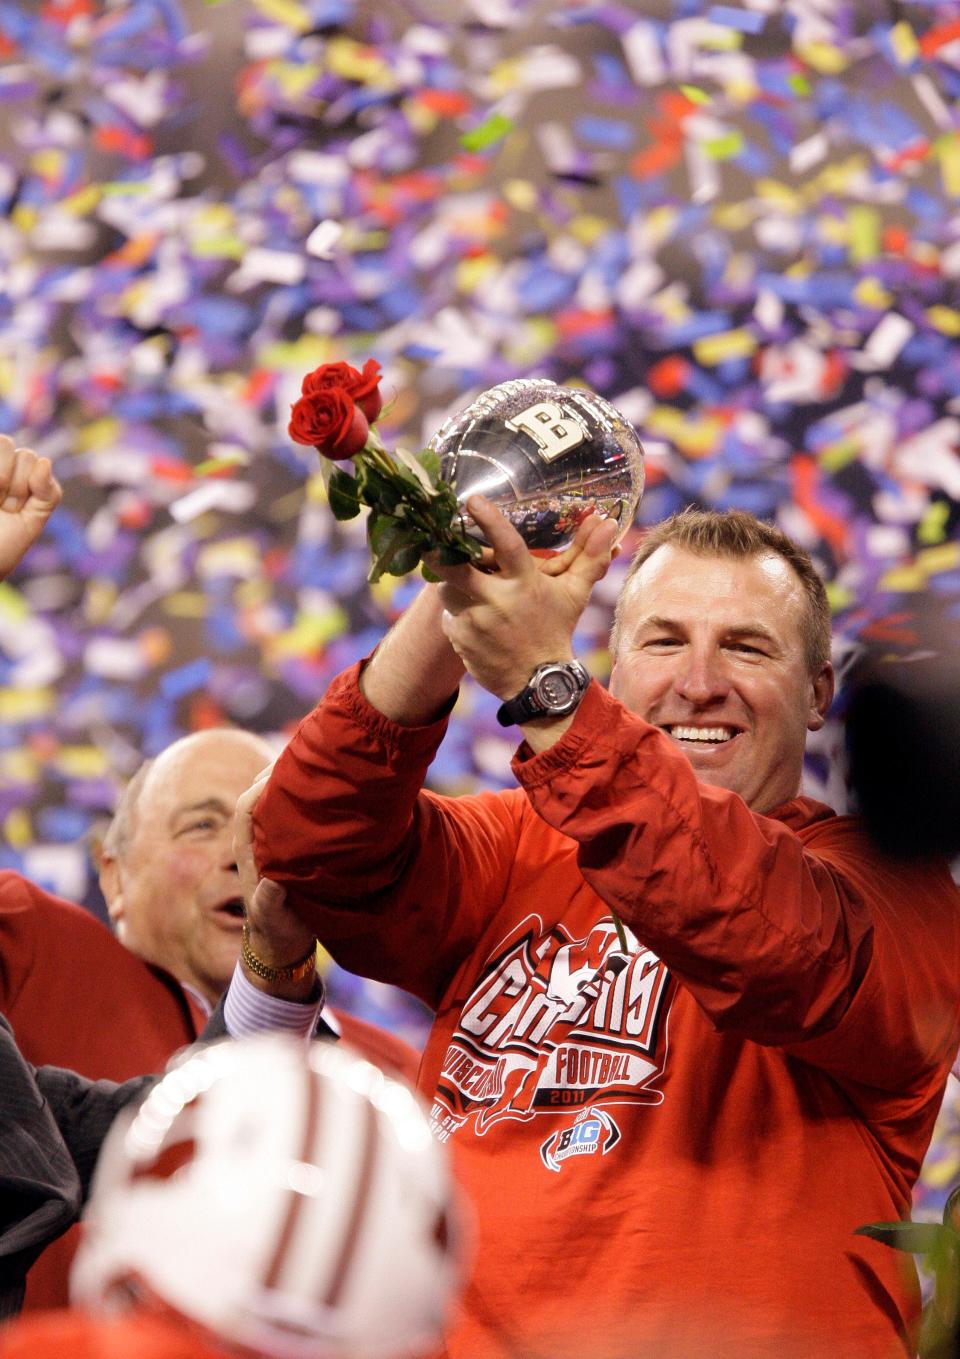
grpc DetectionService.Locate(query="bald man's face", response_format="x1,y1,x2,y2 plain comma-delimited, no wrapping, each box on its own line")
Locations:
101,731,272,1006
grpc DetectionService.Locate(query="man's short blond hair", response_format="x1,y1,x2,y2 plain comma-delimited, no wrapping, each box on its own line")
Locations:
610,508,832,674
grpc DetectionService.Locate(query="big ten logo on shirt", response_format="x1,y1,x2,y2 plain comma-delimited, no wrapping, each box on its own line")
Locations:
504,402,587,462
430,915,675,1146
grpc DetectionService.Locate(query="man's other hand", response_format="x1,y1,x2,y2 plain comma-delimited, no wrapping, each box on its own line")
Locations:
233,768,318,1000
430,495,618,702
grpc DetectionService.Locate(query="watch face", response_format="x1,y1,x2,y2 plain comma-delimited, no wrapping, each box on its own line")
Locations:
535,667,580,710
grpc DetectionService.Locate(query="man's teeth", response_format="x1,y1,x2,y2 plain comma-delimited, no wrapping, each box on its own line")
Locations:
669,726,734,743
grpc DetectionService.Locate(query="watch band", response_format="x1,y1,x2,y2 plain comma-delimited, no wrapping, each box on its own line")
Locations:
496,659,590,727
241,922,318,984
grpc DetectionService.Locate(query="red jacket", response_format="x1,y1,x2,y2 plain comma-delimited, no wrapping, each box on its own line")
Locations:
253,665,960,1359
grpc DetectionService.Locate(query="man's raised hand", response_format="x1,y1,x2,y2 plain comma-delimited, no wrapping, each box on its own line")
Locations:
0,438,62,581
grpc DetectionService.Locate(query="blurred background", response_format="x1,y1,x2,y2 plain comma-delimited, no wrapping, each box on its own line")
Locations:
1,0,959,1045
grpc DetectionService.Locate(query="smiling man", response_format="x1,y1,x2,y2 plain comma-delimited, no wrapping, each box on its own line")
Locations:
251,502,960,1359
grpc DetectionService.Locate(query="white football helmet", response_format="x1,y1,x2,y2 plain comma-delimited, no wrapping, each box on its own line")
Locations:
71,1035,464,1359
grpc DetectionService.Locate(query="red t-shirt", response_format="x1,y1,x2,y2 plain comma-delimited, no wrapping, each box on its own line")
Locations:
253,665,960,1359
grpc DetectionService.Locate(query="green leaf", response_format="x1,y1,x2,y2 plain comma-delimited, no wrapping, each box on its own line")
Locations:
855,1222,950,1255
360,465,401,512
384,542,422,577
417,449,442,486
328,468,361,521
368,511,404,557
437,539,481,566
420,562,441,583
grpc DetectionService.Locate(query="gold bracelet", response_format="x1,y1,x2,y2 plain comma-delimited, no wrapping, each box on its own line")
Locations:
241,922,318,985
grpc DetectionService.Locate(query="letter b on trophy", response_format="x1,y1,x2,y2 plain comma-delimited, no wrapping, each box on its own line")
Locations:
429,379,645,552
505,401,586,463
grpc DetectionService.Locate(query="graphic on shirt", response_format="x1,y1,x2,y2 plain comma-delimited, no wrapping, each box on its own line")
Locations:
430,915,675,1144
539,1105,621,1173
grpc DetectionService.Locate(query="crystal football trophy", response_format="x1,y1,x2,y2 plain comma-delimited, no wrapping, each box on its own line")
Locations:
429,378,645,552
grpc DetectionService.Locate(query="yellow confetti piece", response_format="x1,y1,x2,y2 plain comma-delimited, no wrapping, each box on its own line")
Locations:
879,566,925,592
55,746,110,778
890,21,920,65
936,133,960,198
271,608,348,658
271,59,324,100
83,580,117,626
251,0,311,32
818,440,861,473
192,234,245,260
77,418,121,452
4,810,31,850
917,542,960,577
917,501,951,546
0,751,39,783
62,185,102,217
455,255,498,294
825,582,854,613
569,214,610,246
11,204,38,232
645,205,680,246
693,328,757,366
647,407,725,458
235,579,272,608
259,336,335,370
504,317,557,367
0,688,55,722
503,179,537,212
796,41,850,74
756,179,801,213
487,56,523,99
848,205,880,263
703,131,744,161
198,538,262,578
921,1158,960,1190
680,85,710,104
0,583,27,622
30,148,66,180
194,453,247,477
700,25,742,50
925,305,960,336
163,592,210,619
326,35,392,85
853,277,893,310
713,201,758,232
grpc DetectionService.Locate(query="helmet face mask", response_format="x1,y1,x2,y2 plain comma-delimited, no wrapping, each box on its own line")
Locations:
72,1037,464,1359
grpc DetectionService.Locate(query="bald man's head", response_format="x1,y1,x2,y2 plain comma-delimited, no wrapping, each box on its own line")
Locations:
99,729,274,1005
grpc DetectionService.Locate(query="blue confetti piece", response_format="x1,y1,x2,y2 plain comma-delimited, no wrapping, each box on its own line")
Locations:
159,657,213,701
708,6,766,34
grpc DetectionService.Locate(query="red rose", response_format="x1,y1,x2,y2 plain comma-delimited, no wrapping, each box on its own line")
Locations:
288,388,370,460
301,358,383,423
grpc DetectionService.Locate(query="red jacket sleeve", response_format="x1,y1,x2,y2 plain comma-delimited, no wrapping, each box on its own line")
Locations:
513,683,960,1091
252,663,525,1009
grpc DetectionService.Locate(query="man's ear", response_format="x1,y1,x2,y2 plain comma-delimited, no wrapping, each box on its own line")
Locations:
807,663,835,732
99,853,124,927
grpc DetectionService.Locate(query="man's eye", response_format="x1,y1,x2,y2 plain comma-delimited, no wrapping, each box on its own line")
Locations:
178,818,217,835
645,637,681,649
729,642,762,655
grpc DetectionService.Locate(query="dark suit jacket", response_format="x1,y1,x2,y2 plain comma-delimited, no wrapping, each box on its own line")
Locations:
0,1015,152,1319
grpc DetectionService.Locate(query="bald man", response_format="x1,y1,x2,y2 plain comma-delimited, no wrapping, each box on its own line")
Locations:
99,729,273,1013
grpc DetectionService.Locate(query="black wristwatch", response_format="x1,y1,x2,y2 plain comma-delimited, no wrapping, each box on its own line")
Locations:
496,660,590,727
